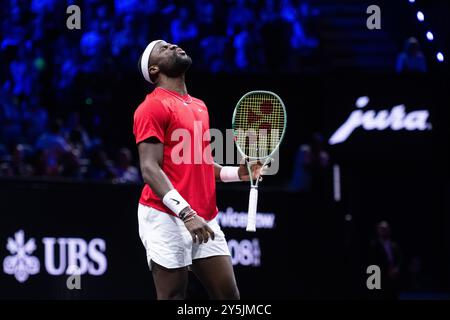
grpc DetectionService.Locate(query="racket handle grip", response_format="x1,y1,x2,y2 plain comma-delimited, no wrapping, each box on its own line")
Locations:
246,187,258,232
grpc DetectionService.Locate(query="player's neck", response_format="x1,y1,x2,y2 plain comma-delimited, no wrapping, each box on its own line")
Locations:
157,76,188,96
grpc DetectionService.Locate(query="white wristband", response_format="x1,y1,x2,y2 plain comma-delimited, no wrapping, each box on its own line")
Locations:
220,166,241,183
162,189,190,216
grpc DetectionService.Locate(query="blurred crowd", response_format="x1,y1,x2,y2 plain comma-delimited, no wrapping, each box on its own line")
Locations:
1,0,320,76
0,0,319,182
0,112,141,183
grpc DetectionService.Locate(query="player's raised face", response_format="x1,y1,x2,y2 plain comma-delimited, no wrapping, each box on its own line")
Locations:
148,41,192,81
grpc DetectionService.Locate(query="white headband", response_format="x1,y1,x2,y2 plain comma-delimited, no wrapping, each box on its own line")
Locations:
141,40,163,83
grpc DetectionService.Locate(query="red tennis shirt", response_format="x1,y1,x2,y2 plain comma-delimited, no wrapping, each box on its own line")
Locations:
133,87,218,221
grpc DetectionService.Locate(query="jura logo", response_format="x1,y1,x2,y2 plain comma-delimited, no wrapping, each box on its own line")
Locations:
3,230,107,283
329,96,431,145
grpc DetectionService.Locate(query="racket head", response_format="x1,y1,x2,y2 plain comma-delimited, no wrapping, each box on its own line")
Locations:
232,90,287,161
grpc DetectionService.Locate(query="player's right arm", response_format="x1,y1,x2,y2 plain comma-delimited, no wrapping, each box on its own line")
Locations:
137,138,173,198
137,138,215,244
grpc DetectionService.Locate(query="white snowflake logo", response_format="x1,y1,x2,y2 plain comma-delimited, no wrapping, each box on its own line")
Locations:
3,230,40,282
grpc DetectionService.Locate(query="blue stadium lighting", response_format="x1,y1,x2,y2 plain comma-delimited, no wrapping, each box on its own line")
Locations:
408,0,415,3
410,6,444,66
417,11,424,22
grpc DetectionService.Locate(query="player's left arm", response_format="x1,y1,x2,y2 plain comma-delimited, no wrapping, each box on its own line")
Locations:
213,162,263,182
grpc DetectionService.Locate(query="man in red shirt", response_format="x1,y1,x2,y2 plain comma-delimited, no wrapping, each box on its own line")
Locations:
134,40,262,300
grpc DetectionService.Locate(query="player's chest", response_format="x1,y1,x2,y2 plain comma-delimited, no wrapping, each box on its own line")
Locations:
170,103,210,132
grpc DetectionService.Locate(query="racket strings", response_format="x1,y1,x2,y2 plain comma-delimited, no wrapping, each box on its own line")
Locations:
234,93,285,158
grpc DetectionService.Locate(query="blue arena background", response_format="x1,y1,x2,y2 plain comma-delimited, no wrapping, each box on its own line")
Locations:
0,0,449,299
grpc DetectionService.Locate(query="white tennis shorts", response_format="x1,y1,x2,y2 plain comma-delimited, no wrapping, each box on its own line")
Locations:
137,203,231,270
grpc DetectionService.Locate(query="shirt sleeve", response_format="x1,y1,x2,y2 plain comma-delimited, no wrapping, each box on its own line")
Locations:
133,99,170,144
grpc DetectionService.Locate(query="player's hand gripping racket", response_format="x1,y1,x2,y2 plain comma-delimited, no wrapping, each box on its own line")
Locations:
232,91,287,232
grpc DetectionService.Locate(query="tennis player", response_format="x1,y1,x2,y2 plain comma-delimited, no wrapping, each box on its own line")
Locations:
134,40,263,300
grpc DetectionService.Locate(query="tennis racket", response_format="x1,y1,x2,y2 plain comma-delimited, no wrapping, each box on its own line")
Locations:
232,91,287,232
